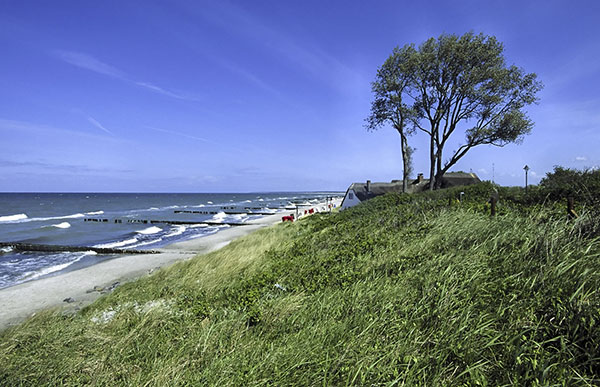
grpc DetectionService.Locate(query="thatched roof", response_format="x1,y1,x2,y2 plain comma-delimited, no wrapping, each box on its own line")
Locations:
349,172,481,201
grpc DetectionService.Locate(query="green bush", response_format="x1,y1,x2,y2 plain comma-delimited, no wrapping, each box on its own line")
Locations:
539,166,600,205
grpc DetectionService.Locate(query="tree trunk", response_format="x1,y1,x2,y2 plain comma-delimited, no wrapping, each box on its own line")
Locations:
401,134,409,193
434,170,445,189
435,148,443,189
428,134,436,190
434,146,444,189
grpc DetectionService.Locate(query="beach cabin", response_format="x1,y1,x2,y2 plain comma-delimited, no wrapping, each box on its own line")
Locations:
341,172,481,209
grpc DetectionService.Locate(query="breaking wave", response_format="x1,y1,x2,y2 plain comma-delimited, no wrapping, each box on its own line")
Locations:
94,238,138,249
51,222,71,229
0,213,28,222
24,251,96,281
137,226,162,235
165,225,186,238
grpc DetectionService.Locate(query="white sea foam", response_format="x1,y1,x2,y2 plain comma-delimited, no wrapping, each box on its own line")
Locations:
25,251,93,280
0,247,14,253
26,262,73,280
94,238,138,249
0,213,28,222
165,225,186,238
52,222,71,229
48,213,85,220
211,211,227,221
244,200,252,203
207,201,213,204
86,211,104,215
23,213,86,223
139,207,160,212
137,226,162,235
131,238,163,248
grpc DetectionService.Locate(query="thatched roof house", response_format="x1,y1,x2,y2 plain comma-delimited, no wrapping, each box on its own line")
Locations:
341,172,481,209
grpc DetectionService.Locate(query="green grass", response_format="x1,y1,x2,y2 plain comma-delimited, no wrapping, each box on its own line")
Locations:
1,184,599,385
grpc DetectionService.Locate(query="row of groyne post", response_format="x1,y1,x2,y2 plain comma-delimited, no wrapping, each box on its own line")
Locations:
1,198,341,255
0,242,160,255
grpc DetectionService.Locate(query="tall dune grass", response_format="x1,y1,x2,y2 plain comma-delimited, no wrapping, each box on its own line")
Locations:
1,184,599,385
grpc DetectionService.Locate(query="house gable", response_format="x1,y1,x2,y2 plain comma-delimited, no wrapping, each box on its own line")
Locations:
341,188,362,209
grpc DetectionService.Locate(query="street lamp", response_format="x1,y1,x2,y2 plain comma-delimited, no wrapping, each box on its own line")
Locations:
523,165,530,193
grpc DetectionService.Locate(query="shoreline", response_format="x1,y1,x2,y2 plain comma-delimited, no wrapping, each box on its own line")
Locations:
0,211,290,331
0,200,341,331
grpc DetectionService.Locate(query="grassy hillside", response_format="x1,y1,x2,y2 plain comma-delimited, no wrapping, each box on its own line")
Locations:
1,183,599,385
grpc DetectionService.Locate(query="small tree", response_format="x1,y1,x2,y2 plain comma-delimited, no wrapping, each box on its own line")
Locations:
366,46,417,193
368,33,543,190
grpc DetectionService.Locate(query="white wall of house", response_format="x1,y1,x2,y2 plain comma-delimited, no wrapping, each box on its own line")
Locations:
341,189,361,209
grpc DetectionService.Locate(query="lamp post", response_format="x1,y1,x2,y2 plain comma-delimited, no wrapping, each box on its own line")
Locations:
523,165,530,193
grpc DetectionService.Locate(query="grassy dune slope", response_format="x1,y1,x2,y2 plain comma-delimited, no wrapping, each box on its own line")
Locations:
1,183,599,385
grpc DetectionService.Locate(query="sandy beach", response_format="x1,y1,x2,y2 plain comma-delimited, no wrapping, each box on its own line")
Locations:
0,202,339,331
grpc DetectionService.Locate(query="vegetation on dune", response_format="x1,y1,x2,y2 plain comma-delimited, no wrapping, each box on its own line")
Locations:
1,177,600,385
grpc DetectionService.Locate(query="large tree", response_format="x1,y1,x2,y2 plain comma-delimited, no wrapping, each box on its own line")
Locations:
366,46,417,193
368,33,543,190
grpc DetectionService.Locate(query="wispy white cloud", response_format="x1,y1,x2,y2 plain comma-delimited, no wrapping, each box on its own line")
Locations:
53,50,198,101
179,2,363,93
216,61,281,96
215,2,358,82
145,125,249,153
86,116,113,135
54,50,125,79
575,156,587,161
0,117,118,142
0,158,132,174
0,113,126,149
135,82,192,100
145,125,213,143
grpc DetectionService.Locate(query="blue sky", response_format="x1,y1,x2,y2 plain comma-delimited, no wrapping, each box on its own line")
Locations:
1,0,599,192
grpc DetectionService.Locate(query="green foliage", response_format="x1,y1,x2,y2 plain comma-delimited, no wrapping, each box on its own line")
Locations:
368,32,543,189
1,186,600,385
539,166,600,205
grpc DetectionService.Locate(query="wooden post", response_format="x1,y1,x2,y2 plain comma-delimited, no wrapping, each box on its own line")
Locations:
490,196,497,216
567,197,577,219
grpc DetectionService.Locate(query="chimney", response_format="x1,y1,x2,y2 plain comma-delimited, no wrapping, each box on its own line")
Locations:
417,173,424,183
366,180,371,192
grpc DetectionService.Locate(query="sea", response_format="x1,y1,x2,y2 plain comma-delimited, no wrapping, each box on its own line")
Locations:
0,192,341,289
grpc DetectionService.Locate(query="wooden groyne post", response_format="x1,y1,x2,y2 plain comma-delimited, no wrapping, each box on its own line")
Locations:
0,242,160,255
